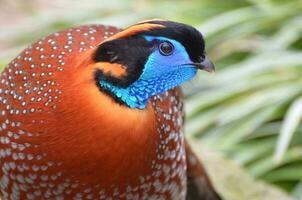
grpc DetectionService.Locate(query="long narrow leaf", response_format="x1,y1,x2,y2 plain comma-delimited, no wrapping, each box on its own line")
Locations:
274,97,302,163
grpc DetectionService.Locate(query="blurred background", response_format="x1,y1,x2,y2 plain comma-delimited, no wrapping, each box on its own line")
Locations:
0,0,302,199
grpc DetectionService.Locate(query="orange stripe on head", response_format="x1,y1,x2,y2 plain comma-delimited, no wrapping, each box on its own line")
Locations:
137,19,167,24
94,62,127,77
105,23,165,41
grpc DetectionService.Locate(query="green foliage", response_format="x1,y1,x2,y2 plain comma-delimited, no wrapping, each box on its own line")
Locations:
1,0,302,198
185,0,302,196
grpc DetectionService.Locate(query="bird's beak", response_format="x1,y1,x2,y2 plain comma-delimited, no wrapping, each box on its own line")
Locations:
193,56,215,73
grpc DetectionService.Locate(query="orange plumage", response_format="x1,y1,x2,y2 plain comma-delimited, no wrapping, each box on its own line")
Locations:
0,22,220,200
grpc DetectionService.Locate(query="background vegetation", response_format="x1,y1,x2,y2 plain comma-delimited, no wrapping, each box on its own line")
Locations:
1,0,302,199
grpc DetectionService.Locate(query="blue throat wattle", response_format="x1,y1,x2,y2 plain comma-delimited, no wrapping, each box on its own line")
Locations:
99,71,177,109
99,67,197,109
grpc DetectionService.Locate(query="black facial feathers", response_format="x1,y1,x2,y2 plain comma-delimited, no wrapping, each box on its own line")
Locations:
94,36,153,87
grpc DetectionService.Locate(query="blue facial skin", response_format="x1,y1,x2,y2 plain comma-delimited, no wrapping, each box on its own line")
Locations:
99,36,198,109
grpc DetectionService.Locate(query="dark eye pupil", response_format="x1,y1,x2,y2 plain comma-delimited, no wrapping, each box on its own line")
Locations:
159,42,174,56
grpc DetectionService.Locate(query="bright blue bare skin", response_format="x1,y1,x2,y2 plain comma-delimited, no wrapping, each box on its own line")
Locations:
99,36,197,109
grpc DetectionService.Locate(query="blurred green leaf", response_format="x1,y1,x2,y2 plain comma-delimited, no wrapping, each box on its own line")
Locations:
275,97,302,163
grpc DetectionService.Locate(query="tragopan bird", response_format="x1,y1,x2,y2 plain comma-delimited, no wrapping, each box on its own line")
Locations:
0,19,221,200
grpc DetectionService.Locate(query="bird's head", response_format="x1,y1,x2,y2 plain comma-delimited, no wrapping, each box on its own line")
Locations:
89,19,214,109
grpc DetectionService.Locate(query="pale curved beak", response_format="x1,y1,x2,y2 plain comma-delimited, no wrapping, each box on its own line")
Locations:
192,56,215,73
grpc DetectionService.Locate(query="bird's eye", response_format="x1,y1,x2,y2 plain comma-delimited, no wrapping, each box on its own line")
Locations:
159,41,174,56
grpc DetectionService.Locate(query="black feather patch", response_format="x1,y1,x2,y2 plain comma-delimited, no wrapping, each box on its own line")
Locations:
94,36,153,87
